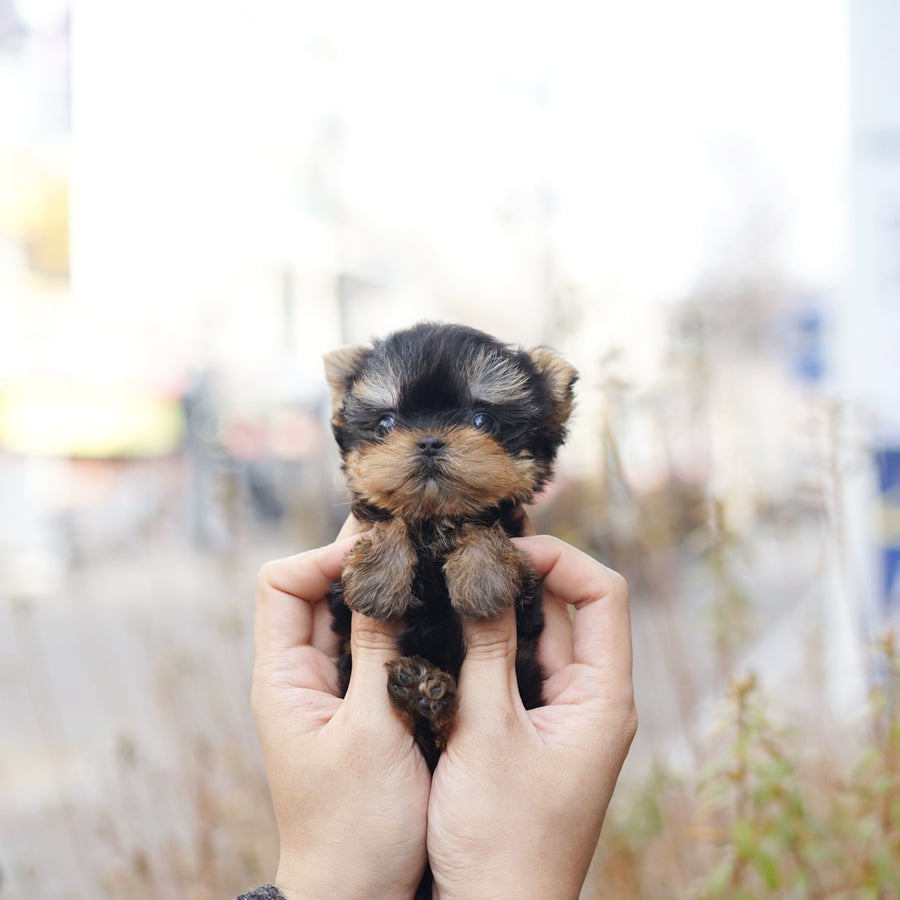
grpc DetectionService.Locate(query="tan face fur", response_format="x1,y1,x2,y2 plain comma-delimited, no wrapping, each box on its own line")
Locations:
343,426,539,521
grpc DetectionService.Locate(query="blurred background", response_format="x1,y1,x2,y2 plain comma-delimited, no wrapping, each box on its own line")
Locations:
2,0,899,896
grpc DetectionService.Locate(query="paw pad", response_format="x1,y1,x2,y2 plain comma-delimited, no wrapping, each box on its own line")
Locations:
386,656,459,751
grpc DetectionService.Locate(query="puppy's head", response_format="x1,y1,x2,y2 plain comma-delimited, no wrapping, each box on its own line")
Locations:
324,323,577,522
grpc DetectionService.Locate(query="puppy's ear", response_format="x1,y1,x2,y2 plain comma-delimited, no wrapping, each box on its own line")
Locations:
323,345,369,413
528,347,578,428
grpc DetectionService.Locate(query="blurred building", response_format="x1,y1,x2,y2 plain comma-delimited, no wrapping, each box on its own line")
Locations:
845,0,900,628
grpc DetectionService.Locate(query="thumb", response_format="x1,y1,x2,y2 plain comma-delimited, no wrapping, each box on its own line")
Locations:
343,612,401,709
457,606,520,716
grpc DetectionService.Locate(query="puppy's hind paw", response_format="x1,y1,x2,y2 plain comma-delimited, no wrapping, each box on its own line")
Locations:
387,656,458,758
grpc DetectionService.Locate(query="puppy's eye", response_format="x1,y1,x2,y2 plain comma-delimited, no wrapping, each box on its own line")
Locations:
375,415,396,438
472,412,499,434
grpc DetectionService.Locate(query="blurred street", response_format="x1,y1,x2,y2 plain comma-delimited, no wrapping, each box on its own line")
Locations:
0,472,860,898
0,530,290,897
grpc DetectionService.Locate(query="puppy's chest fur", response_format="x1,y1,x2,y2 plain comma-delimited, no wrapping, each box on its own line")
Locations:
383,506,538,676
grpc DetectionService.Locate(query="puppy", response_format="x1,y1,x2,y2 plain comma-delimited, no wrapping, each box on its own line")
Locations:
324,322,577,770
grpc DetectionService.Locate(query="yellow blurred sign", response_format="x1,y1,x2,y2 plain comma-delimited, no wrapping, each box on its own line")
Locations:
0,380,185,458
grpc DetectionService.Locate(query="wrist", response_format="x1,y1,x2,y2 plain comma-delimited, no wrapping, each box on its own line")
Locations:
278,883,417,900
276,861,419,900
432,862,586,900
431,848,591,900
433,881,582,900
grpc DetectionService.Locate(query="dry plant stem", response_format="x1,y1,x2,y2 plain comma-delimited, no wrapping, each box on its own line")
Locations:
729,676,752,892
877,632,899,840
599,404,700,766
825,400,866,646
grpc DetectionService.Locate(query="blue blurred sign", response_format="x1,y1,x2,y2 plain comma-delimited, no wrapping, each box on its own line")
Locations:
787,305,826,384
874,448,900,612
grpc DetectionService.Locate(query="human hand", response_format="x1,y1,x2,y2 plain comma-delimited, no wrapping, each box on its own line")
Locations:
426,535,637,900
251,527,431,900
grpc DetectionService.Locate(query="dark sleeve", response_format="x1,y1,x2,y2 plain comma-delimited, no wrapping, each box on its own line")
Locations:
235,885,286,900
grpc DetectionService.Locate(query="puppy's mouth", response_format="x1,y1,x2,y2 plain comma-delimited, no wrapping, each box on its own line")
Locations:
344,427,538,521
418,455,445,479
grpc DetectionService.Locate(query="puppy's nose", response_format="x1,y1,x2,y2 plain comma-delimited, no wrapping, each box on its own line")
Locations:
417,436,445,457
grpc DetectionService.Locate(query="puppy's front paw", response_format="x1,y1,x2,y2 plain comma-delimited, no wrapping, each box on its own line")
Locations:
387,656,458,751
341,520,418,620
444,523,528,619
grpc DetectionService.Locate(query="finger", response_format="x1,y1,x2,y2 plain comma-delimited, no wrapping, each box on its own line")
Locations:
254,535,358,662
519,515,570,674
457,605,520,717
537,592,575,676
513,536,632,684
342,612,402,708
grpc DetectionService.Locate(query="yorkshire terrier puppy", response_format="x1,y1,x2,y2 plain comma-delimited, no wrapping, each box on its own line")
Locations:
324,322,577,771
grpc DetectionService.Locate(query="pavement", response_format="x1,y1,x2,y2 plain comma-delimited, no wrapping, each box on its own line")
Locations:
0,531,301,899
0,501,861,899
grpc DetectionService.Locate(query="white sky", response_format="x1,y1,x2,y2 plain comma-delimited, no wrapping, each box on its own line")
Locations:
65,0,850,373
